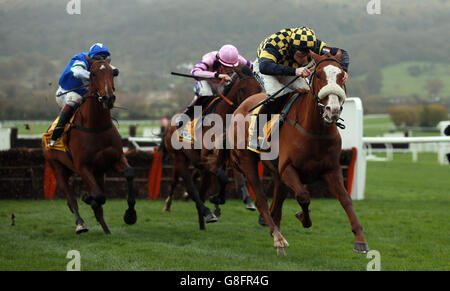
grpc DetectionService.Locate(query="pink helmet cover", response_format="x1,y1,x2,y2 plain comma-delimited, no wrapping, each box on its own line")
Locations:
218,44,240,67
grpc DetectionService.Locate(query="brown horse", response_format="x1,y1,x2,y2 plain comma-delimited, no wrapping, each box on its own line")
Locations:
42,57,136,234
225,51,369,254
163,65,262,230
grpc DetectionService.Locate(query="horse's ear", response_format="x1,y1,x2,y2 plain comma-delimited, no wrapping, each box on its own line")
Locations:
309,50,321,63
334,49,342,62
105,56,112,64
85,56,95,66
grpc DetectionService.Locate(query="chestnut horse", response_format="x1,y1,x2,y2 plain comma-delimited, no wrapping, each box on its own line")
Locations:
163,65,262,230
226,51,369,254
42,57,136,234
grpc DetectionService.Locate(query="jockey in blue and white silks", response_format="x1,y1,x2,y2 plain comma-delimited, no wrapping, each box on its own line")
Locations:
50,43,119,146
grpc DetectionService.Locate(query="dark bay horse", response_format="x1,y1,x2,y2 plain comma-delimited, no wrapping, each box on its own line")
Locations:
163,65,262,230
42,57,136,234
225,51,369,254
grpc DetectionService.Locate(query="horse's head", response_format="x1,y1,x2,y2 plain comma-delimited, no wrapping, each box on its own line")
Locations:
86,56,116,109
308,50,347,124
222,65,262,105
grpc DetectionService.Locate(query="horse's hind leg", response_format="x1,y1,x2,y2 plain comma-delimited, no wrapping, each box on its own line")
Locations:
322,171,369,253
51,161,88,234
234,171,256,211
280,164,312,228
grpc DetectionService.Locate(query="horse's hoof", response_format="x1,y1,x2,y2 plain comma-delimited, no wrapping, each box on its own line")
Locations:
209,194,225,205
75,223,88,234
123,209,137,225
245,201,256,211
258,214,268,227
205,213,218,223
353,242,370,254
162,206,170,212
295,211,312,228
276,247,287,256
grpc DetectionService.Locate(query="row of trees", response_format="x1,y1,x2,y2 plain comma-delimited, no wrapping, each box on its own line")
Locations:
387,104,448,128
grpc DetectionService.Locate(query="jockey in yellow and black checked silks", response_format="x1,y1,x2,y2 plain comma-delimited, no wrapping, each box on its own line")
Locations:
257,27,350,76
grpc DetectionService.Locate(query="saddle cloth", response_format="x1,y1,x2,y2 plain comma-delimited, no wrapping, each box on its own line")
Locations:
247,92,301,154
247,106,281,154
42,112,77,152
177,96,221,144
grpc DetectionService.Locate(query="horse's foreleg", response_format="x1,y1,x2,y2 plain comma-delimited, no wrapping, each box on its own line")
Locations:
239,152,288,254
269,170,286,229
92,172,111,234
93,205,111,234
52,161,88,234
79,167,105,207
280,164,311,228
114,155,137,225
322,171,369,253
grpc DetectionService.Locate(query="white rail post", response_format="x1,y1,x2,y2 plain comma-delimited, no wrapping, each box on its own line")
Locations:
338,97,366,200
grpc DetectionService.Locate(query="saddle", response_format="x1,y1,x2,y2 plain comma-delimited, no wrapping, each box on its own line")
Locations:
247,91,304,153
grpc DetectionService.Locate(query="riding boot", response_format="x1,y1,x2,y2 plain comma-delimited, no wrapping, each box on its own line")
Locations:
176,104,195,129
49,104,74,147
176,96,212,129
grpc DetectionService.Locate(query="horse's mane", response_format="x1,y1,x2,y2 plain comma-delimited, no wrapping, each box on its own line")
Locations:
221,65,254,96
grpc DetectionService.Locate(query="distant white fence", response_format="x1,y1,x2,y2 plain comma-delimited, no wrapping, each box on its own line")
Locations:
363,136,450,164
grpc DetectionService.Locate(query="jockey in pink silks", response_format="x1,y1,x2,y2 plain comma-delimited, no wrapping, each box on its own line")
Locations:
176,44,252,128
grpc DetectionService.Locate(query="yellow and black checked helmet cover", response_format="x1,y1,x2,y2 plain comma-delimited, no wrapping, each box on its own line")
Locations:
291,26,317,50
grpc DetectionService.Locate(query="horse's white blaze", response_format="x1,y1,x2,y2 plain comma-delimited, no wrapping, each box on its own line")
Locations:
318,64,346,102
323,64,341,85
100,64,105,70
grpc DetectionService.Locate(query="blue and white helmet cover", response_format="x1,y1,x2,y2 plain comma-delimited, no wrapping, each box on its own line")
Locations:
88,43,110,58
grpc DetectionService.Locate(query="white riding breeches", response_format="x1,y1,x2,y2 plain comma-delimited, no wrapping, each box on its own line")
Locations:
55,86,83,108
192,80,222,103
253,59,309,97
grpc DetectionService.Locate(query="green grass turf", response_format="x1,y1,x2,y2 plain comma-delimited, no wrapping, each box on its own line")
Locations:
0,153,449,270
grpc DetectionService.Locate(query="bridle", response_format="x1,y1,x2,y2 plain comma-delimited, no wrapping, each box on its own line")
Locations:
305,57,346,129
83,60,116,109
72,60,115,133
